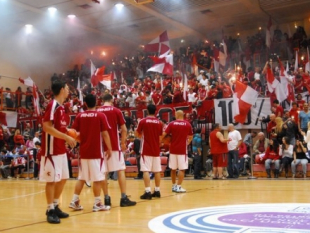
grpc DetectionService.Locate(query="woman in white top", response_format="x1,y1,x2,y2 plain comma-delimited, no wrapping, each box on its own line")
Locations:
279,136,294,178
301,121,310,152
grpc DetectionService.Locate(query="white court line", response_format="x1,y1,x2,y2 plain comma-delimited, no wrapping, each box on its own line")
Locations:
0,190,45,201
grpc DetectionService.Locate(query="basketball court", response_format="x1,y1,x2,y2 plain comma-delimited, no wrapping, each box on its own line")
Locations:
1,178,309,233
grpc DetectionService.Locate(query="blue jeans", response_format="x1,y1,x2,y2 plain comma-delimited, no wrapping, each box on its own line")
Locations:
265,159,280,170
291,159,308,174
227,150,239,177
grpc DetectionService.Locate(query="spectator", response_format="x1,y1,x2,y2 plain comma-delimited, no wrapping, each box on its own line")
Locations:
227,124,242,179
0,123,4,150
33,131,41,145
272,99,284,117
266,114,276,135
299,102,310,133
25,87,33,109
10,155,26,178
253,132,269,157
272,117,286,144
291,140,308,178
14,129,25,146
243,131,257,154
192,128,203,179
151,89,162,105
279,136,294,178
33,141,41,179
262,138,280,178
5,88,14,109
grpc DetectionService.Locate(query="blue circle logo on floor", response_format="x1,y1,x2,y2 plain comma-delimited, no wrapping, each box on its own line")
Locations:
148,204,310,232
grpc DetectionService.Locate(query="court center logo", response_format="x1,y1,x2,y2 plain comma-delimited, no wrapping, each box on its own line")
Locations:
149,204,310,233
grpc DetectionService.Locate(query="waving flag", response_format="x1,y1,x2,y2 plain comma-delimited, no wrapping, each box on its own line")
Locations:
91,66,113,89
144,31,170,57
294,50,299,72
213,46,220,72
233,81,258,124
0,111,18,127
19,77,41,115
147,54,173,75
305,47,310,74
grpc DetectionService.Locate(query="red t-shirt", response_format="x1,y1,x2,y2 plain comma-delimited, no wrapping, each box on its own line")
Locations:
136,116,163,157
198,88,207,100
42,100,68,156
275,105,284,117
72,110,110,159
97,106,126,151
0,128,3,140
152,93,162,105
165,120,193,155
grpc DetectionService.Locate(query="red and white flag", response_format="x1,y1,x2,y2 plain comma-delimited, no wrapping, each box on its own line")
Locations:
91,66,113,89
0,111,18,127
233,81,258,124
183,73,188,100
213,46,220,72
19,77,34,86
147,54,173,75
19,77,41,115
144,31,170,57
219,38,227,67
266,16,272,48
191,55,198,76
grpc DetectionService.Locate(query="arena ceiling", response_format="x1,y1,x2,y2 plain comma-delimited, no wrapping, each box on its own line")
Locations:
1,0,310,53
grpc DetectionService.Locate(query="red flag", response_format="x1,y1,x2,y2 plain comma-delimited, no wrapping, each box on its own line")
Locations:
32,85,41,116
147,54,173,75
144,31,170,56
19,77,34,86
91,66,105,87
278,57,285,76
233,81,258,124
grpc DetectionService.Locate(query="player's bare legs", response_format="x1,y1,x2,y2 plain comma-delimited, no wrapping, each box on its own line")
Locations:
117,170,126,193
218,167,224,178
45,182,55,206
177,170,185,185
171,169,177,184
73,180,85,195
213,167,218,178
54,179,66,200
143,171,151,187
154,172,161,187
93,181,102,197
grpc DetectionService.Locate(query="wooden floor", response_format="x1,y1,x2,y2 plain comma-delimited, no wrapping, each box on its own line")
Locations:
0,177,309,233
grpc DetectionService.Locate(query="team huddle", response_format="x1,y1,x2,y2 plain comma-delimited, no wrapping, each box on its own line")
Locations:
39,80,193,224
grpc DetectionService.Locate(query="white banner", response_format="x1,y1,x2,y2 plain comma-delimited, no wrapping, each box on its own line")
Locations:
214,98,271,130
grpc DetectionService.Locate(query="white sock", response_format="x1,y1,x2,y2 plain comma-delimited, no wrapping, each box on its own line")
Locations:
72,194,79,202
48,203,54,210
94,196,101,204
145,187,151,193
155,187,160,191
172,184,176,187
53,199,59,206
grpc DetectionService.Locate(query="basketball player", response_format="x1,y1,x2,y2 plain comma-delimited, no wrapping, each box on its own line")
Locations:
162,110,193,193
40,80,77,224
135,104,163,199
97,94,136,207
209,123,229,179
69,94,112,211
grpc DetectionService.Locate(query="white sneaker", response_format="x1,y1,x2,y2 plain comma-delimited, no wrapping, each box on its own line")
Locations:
176,186,186,193
93,202,111,212
69,200,83,211
172,185,177,192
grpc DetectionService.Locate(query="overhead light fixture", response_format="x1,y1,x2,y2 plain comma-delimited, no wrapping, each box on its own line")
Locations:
25,24,33,34
48,7,57,14
68,14,76,19
181,39,184,43
115,3,124,9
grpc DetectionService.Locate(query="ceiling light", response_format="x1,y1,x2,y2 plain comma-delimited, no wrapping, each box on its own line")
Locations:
48,7,57,14
115,3,124,9
68,14,76,19
181,39,184,43
25,24,33,34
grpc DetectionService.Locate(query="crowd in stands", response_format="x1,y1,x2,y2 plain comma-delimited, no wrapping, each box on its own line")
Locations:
1,25,310,179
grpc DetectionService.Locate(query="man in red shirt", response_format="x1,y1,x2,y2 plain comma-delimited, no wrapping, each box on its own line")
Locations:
221,82,233,98
135,104,163,200
172,86,185,103
152,89,162,105
289,102,300,123
69,94,112,212
135,91,146,108
272,99,284,117
40,80,76,224
97,94,136,207
162,110,193,193
209,123,229,179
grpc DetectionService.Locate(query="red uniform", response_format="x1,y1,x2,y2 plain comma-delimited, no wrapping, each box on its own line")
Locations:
97,106,126,151
136,116,162,157
152,93,162,105
72,111,110,159
165,120,193,155
42,100,68,156
210,129,228,167
198,88,207,100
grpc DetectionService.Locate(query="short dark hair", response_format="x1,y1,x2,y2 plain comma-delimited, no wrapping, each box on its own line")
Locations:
51,80,66,96
195,128,201,134
35,142,41,146
147,104,156,115
85,94,97,108
213,123,220,130
103,94,113,102
273,99,279,104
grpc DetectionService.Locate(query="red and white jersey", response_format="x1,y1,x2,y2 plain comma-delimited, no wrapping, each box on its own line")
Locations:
42,100,68,156
136,116,163,157
198,88,207,100
72,110,110,159
165,120,193,154
97,106,126,151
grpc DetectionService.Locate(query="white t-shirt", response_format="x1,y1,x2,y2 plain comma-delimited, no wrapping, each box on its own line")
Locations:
227,130,242,151
199,78,209,86
188,92,197,103
126,94,137,108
